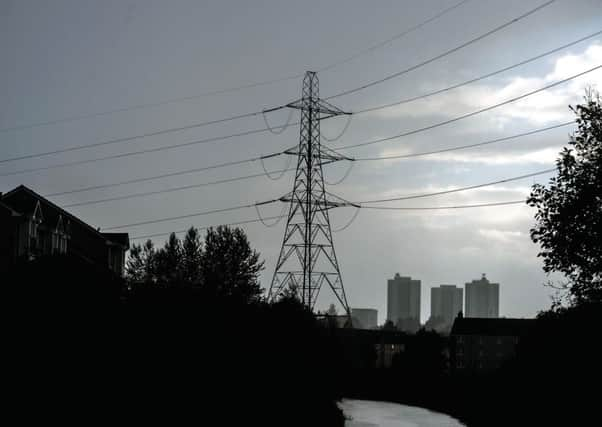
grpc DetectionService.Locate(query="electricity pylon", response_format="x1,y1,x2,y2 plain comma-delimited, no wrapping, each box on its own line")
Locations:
268,71,356,317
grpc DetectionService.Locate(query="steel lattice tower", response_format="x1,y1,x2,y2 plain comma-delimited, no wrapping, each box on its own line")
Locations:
268,71,356,316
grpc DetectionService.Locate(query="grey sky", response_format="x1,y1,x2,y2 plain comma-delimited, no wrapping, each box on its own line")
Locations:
1,0,601,322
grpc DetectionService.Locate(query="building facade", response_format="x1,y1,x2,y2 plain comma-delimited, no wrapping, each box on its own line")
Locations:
465,274,499,318
351,308,378,329
387,273,421,333
450,317,534,374
428,285,463,333
0,185,129,276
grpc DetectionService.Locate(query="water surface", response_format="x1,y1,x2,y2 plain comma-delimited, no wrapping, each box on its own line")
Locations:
340,399,465,427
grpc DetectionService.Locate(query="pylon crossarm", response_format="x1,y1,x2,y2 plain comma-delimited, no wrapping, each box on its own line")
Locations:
283,149,347,164
285,100,348,117
321,146,355,162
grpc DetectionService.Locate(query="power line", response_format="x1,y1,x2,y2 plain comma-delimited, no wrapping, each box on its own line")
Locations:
0,76,302,134
102,199,279,231
62,167,295,208
0,125,295,177
28,68,585,201
362,200,526,210
0,2,469,133
108,167,554,232
44,155,277,197
130,214,287,241
0,106,288,165
358,168,555,204
45,122,568,200
353,29,602,115
5,29,594,174
59,151,557,209
130,199,529,241
317,0,471,73
355,121,573,161
337,64,601,151
326,0,557,100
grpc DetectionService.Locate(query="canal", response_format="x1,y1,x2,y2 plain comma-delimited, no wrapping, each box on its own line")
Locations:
340,399,465,426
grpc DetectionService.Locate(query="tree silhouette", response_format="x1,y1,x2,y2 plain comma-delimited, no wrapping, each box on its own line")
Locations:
199,225,264,303
181,227,202,286
125,239,156,285
528,90,602,304
154,232,182,285
125,226,264,304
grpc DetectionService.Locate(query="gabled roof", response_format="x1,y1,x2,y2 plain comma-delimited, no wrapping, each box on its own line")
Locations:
1,185,128,247
451,317,535,337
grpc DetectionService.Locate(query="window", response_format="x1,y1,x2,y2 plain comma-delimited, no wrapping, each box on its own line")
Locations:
51,233,58,252
29,220,38,238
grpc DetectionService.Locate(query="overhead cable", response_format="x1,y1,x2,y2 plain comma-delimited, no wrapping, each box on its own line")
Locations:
317,0,471,73
129,199,529,241
321,114,353,142
337,65,601,151
326,0,557,100
361,200,526,210
353,29,602,115
0,125,296,177
0,106,288,165
0,1,469,133
62,167,296,208
45,156,271,197
263,107,296,134
102,199,279,231
358,168,555,204
0,75,301,134
355,122,573,161
130,214,288,241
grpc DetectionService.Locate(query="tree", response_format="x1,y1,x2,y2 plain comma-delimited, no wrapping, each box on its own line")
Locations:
125,239,157,285
154,233,182,285
125,226,265,304
125,244,145,284
199,225,264,303
181,227,202,286
142,239,157,283
527,91,602,304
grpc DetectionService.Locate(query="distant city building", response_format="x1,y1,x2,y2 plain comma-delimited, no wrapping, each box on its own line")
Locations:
450,317,535,373
0,185,129,276
351,308,378,329
465,274,499,318
387,273,421,333
427,285,463,333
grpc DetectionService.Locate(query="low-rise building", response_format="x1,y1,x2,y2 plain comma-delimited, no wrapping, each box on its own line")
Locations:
351,308,378,329
450,317,535,374
0,185,129,276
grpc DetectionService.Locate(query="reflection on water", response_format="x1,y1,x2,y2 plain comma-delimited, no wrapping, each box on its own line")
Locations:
340,399,465,427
